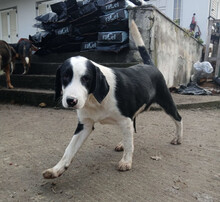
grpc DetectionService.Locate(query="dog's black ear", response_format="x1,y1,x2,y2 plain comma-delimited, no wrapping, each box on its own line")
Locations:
55,66,62,101
93,64,109,103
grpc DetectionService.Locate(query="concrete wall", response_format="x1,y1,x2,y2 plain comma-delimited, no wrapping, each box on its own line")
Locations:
145,0,174,19
129,6,203,87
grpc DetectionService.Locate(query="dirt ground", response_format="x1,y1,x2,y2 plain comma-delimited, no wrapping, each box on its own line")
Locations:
0,104,219,202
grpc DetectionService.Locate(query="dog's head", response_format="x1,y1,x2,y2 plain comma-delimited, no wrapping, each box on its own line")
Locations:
55,56,109,109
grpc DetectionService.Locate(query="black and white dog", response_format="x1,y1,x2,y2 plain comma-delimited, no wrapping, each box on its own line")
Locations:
43,20,183,179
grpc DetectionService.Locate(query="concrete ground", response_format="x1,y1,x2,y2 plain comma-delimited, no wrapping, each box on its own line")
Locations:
0,94,220,202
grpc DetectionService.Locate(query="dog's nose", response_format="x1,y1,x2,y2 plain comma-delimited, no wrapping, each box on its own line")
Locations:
66,97,78,107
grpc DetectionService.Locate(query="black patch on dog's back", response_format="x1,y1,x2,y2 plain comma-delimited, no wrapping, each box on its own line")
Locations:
17,40,32,57
113,64,159,119
114,64,182,122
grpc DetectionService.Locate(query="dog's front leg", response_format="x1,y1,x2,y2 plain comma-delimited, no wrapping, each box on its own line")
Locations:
118,118,134,171
43,120,94,179
4,64,13,89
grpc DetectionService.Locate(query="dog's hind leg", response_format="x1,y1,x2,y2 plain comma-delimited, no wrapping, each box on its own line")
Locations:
156,84,183,145
158,100,183,145
43,120,94,179
22,57,30,74
161,102,183,145
117,118,134,171
10,62,14,74
170,118,183,145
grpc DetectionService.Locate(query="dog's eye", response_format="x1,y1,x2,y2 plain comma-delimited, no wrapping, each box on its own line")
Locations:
62,73,70,86
63,73,69,80
81,76,90,83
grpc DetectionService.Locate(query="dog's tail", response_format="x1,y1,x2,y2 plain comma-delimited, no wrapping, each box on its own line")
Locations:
130,20,154,66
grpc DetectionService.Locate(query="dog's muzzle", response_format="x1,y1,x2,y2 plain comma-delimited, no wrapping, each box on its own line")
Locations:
66,96,78,107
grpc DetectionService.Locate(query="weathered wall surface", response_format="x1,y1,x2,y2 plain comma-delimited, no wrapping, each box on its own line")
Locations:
129,6,203,87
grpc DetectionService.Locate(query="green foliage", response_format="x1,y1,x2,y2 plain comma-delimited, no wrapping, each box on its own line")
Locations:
174,19,180,25
197,37,204,44
183,28,204,44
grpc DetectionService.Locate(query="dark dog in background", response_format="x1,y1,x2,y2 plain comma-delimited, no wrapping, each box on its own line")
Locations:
0,40,16,89
10,38,38,74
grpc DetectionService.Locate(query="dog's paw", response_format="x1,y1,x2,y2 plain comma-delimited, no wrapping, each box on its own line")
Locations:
42,168,60,179
7,84,14,89
115,143,124,152
170,137,182,145
118,161,132,171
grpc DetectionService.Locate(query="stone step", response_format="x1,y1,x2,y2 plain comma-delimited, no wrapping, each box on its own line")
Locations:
0,62,138,89
0,87,55,107
13,61,138,75
30,49,133,64
0,74,55,90
0,60,138,107
13,62,61,75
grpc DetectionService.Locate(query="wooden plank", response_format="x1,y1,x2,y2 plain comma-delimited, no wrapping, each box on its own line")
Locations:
208,57,217,62
204,20,214,61
215,39,220,77
213,19,220,23
212,32,220,37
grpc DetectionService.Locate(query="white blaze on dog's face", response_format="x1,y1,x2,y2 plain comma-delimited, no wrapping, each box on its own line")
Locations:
56,56,109,109
61,57,90,109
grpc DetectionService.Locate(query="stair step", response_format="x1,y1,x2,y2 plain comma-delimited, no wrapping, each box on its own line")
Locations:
0,74,55,90
0,59,139,107
0,87,55,107
31,50,132,64
13,61,138,75
13,62,61,75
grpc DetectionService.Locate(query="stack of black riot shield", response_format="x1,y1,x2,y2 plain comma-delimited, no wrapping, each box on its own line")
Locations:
30,0,142,54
